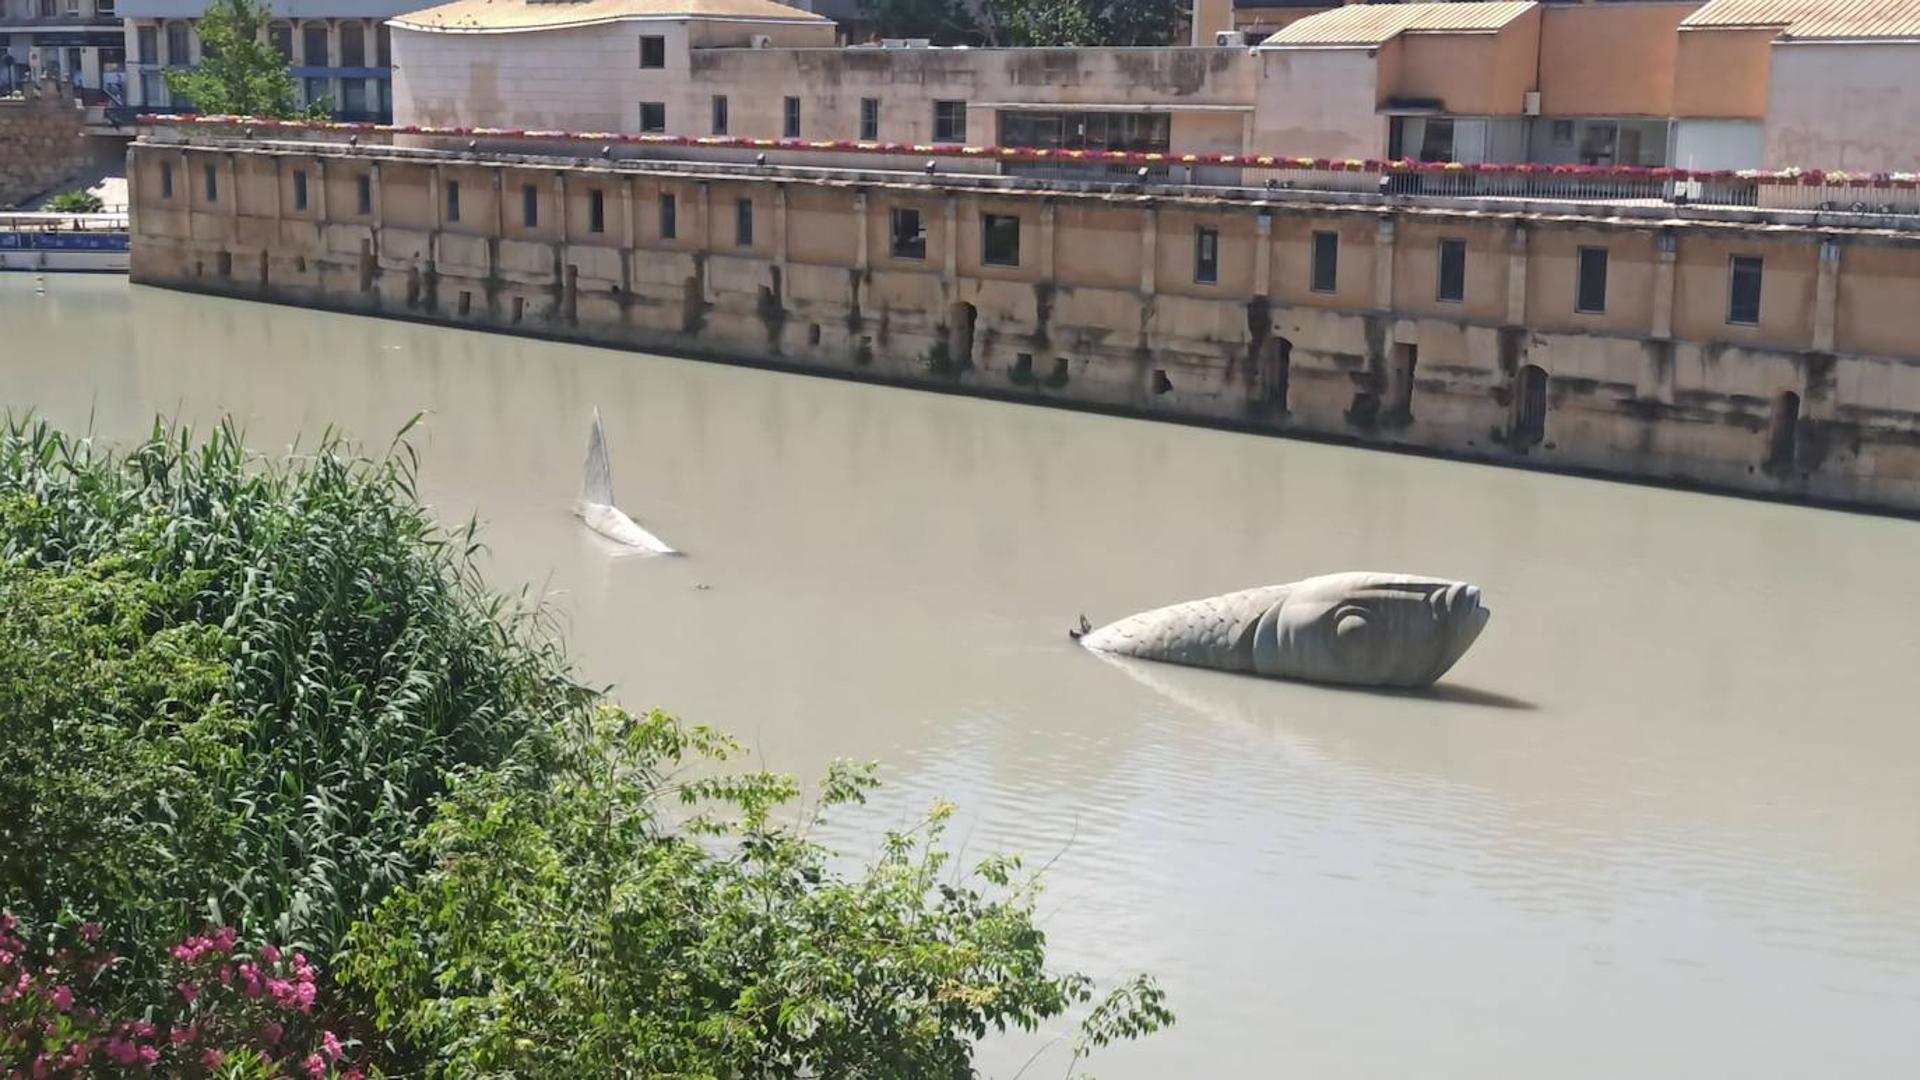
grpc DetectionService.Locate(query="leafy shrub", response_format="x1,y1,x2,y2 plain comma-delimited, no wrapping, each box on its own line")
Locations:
45,191,104,214
0,916,362,1077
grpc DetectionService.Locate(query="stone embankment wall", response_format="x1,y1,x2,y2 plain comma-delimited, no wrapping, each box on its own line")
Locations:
126,139,1920,514
0,81,92,208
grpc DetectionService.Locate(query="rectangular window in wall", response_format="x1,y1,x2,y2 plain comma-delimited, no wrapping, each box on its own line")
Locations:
860,97,879,141
339,21,365,67
890,207,925,260
446,180,460,222
639,34,665,68
1310,230,1338,294
203,163,217,203
1576,246,1608,314
735,198,754,247
160,161,173,200
982,213,1020,267
166,22,190,65
711,95,728,136
301,24,327,66
303,77,328,111
639,101,665,133
356,174,372,215
292,169,307,211
1194,226,1219,285
522,184,538,228
659,193,676,240
1437,237,1466,303
136,25,157,64
588,189,605,234
269,22,291,61
97,0,114,15
932,100,966,143
1728,255,1763,325
783,96,800,139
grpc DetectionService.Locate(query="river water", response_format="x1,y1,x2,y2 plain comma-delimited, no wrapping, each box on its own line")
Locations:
7,274,1920,1077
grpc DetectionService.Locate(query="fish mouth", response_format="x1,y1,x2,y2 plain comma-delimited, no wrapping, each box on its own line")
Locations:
1423,582,1490,684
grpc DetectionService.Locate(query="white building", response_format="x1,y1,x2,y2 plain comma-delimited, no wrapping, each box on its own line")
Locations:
1,0,124,102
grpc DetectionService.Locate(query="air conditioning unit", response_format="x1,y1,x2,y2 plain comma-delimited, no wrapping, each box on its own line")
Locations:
1522,91,1541,116
880,37,932,48
1215,30,1248,47
750,34,774,48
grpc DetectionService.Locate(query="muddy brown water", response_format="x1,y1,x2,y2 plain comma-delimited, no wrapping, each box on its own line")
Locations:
7,275,1920,1077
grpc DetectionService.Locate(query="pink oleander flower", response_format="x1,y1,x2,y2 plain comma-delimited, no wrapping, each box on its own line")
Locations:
138,1044,159,1068
259,943,281,965
295,980,317,1012
78,923,101,943
268,978,296,1007
177,981,198,1003
170,1026,192,1046
200,1049,225,1069
211,927,236,953
303,1052,327,1078
0,914,15,931
50,985,73,1012
218,964,234,986
134,1021,156,1039
322,1030,344,1062
261,1021,284,1045
107,1038,139,1066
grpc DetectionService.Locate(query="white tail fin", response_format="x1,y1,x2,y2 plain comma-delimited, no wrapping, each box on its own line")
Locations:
582,408,615,507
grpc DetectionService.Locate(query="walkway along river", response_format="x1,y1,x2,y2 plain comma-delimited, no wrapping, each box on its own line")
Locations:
7,274,1920,1077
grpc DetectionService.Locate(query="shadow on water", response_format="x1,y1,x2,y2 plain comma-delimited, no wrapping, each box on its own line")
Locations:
1082,647,1537,715
1381,682,1538,711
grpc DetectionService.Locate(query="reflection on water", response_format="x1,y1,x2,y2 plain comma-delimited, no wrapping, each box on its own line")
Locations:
8,275,1920,1078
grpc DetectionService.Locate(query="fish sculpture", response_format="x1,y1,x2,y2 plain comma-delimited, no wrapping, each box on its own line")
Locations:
574,408,677,555
1075,572,1489,688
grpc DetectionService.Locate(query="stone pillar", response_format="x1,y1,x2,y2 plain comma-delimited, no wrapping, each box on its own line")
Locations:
1506,221,1528,326
326,19,342,110
1039,199,1055,281
224,153,237,221
1812,236,1839,353
370,161,383,229
428,164,442,267
852,190,868,272
1253,210,1272,298
1650,228,1676,340
553,171,567,238
312,156,327,221
1372,215,1396,311
774,183,788,265
1139,205,1157,296
943,194,958,282
621,176,635,249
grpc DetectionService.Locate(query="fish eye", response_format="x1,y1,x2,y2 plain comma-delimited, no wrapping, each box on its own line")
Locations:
1332,605,1370,638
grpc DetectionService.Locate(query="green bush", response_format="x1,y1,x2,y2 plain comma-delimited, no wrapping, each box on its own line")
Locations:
0,417,1170,1075
46,191,104,214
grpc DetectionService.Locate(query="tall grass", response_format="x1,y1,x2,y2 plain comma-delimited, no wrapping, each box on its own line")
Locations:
0,415,585,961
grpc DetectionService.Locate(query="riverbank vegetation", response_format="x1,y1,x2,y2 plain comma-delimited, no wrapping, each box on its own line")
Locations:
0,417,1168,1076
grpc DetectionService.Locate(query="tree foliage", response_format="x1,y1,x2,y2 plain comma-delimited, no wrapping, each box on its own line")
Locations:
163,0,325,119
858,0,1180,47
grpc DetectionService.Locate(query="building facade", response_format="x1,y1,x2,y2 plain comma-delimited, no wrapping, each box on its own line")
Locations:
124,135,1920,514
121,0,408,119
0,0,124,102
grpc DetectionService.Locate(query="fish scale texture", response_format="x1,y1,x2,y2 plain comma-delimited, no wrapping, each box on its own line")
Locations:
1080,585,1291,671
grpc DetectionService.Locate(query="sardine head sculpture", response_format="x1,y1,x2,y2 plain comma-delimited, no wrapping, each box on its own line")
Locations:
574,408,677,555
1077,572,1490,688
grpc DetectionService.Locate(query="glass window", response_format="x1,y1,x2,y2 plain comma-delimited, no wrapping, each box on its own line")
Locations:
1437,238,1466,303
446,179,460,223
1194,227,1218,285
340,78,366,115
203,163,217,203
140,71,164,106
783,96,800,138
1728,255,1763,325
639,35,665,68
96,0,115,15
339,21,364,67
711,95,728,136
1418,118,1455,163
303,77,327,111
137,25,157,64
933,100,966,143
292,169,307,211
166,22,190,65
1576,246,1608,313
160,161,172,199
860,97,878,141
735,198,754,247
1310,231,1337,294
981,213,1019,267
1578,121,1618,167
659,193,676,240
302,24,327,67
639,101,665,133
522,184,538,228
268,23,292,62
588,189,605,234
376,24,391,67
354,174,369,215
890,207,925,260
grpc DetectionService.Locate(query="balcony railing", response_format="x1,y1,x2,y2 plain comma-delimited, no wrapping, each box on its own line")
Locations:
131,115,1920,220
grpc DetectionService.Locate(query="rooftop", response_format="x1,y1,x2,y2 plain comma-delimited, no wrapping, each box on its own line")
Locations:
389,0,829,33
1258,0,1537,47
1681,0,1920,39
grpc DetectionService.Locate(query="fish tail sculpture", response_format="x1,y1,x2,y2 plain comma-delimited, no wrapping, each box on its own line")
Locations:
1078,572,1489,688
573,408,678,555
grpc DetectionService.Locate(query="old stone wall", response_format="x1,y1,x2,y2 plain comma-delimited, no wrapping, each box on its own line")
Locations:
126,139,1920,515
0,80,91,208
